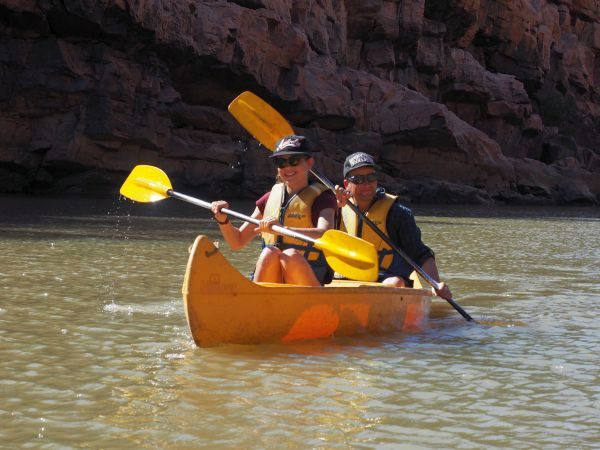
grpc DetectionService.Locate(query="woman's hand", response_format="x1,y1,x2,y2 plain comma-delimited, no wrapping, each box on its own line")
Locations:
334,185,352,208
255,216,279,233
210,200,229,223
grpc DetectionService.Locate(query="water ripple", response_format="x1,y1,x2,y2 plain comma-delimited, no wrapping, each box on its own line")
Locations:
1,204,599,448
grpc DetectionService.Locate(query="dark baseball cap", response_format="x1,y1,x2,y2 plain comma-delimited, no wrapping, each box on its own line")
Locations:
270,135,312,158
343,152,377,178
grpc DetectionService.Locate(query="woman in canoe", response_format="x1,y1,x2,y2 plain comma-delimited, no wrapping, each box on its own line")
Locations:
334,152,453,300
211,135,337,286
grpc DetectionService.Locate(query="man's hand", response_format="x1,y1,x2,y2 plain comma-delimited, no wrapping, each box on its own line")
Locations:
434,281,453,300
334,185,352,208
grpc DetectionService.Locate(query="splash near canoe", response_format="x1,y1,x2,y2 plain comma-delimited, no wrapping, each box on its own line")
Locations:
183,236,452,347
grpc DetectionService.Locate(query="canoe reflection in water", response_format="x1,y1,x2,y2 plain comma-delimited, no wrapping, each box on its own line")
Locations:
182,235,453,347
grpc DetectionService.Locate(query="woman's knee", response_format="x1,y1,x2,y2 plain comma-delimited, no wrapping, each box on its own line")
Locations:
280,249,305,265
260,246,282,258
257,246,282,264
382,276,406,288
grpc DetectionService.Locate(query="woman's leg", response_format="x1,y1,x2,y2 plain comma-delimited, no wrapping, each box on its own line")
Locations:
381,276,406,288
253,246,283,283
280,249,320,286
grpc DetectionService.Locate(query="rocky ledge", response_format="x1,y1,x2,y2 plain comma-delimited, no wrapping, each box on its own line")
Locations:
0,0,598,205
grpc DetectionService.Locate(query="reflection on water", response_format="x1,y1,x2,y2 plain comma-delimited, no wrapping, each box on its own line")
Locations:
1,196,599,449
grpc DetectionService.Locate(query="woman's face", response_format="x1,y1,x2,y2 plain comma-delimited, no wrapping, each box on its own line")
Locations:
273,154,313,186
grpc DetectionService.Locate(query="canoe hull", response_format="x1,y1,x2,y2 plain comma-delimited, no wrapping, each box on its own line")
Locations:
182,235,441,347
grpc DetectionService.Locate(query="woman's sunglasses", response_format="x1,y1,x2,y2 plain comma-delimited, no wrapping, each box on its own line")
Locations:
346,173,377,184
272,154,307,169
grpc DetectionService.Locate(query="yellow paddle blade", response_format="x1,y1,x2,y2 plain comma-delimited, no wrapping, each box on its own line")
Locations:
317,230,378,282
228,91,294,150
119,165,172,203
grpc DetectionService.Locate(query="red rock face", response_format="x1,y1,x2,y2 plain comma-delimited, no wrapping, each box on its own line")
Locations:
0,0,598,204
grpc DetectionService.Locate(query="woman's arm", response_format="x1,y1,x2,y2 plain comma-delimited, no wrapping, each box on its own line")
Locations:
211,202,262,251
260,208,335,239
276,192,336,239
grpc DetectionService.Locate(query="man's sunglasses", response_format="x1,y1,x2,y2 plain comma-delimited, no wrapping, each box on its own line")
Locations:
346,173,377,184
272,154,307,169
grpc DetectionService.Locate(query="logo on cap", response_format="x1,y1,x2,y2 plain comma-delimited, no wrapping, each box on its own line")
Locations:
348,153,374,167
277,136,302,151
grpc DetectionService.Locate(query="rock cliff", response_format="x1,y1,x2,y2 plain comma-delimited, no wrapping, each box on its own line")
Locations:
0,0,598,204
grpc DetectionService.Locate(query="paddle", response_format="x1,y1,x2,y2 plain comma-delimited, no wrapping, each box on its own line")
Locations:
228,91,475,322
119,165,379,282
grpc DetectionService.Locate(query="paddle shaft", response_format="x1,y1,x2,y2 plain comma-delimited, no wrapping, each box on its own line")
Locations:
167,190,319,245
308,168,475,322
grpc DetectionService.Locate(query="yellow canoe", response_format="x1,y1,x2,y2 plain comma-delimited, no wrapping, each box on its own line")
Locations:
182,235,448,347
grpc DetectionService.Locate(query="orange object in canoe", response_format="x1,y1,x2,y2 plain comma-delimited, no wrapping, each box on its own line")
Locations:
182,235,449,347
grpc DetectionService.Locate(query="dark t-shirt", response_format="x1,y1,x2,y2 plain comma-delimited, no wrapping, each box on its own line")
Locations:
256,188,337,226
345,189,433,282
373,191,434,281
385,201,434,268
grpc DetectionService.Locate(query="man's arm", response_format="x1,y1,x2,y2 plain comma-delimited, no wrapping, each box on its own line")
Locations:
421,256,453,300
388,204,452,299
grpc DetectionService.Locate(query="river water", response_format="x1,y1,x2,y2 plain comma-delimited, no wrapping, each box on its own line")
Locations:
1,195,598,449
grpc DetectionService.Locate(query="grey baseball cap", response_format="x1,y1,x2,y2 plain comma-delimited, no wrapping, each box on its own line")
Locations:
343,152,377,178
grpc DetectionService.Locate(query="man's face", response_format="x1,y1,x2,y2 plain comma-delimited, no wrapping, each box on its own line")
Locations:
344,166,378,204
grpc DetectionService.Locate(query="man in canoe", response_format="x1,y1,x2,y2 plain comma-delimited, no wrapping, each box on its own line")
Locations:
211,135,337,286
334,152,453,299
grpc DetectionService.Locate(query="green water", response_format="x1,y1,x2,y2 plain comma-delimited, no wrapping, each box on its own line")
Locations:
1,196,598,449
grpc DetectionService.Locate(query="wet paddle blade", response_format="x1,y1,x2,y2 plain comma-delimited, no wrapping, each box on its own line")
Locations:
228,91,294,150
317,230,378,282
120,165,172,203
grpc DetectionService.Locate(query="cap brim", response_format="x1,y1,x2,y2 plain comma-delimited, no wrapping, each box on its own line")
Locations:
269,151,312,158
344,162,377,176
